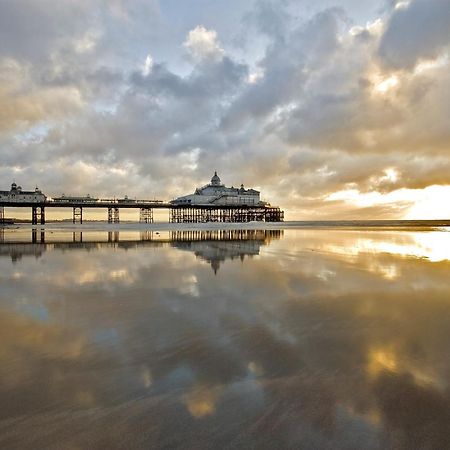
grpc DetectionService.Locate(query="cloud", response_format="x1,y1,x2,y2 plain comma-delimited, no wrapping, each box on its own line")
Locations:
183,26,225,62
0,0,92,61
141,54,154,76
0,59,85,133
378,0,450,70
0,0,449,218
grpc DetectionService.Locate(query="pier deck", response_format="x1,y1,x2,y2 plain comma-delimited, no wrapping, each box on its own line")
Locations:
0,200,284,224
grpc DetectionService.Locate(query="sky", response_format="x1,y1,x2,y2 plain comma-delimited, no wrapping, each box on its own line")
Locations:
0,0,449,220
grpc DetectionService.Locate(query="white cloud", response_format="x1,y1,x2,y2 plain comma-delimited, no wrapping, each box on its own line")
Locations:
183,25,224,62
74,30,99,53
141,54,154,76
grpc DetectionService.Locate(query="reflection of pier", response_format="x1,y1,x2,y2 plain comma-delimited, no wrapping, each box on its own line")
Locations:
0,229,283,272
169,229,283,242
170,230,283,273
0,243,44,263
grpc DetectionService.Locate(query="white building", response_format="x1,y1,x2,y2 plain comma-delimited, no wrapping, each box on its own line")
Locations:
0,183,46,203
171,172,262,206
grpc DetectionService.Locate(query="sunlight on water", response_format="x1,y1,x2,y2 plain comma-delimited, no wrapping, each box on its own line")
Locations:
0,226,449,449
286,230,450,263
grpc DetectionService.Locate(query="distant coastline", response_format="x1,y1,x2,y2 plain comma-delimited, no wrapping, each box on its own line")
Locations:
1,219,449,233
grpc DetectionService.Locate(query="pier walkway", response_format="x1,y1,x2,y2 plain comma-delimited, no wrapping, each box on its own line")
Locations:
0,199,284,224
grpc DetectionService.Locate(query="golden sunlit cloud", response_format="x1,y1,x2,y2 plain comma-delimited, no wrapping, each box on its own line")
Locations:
414,54,449,74
373,74,399,94
326,185,450,221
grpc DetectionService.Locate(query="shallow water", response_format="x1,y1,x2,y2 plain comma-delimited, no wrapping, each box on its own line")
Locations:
0,227,449,449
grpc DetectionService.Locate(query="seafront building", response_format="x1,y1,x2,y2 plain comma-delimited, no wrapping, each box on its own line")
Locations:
171,172,262,206
0,183,46,203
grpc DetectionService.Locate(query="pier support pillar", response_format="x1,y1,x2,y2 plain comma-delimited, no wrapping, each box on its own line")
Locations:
32,206,45,225
139,208,153,223
264,207,284,222
72,231,83,243
73,207,83,224
108,207,119,223
107,231,119,242
169,205,284,223
31,229,45,243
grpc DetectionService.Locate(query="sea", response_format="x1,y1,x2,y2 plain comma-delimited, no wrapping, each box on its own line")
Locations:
0,221,449,449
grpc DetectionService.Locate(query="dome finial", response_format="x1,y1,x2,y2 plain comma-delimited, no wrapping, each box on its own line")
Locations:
211,171,221,186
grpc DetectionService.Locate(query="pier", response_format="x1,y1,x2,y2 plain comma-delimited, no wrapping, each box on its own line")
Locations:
0,200,169,225
0,174,284,224
0,200,284,224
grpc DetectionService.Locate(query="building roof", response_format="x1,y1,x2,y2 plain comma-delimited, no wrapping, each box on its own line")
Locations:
1,183,46,196
210,171,222,186
1,190,40,195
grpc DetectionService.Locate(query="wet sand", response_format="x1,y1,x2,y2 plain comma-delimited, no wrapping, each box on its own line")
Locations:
0,226,449,449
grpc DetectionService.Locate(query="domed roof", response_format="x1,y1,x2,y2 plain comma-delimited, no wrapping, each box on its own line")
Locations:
210,171,222,186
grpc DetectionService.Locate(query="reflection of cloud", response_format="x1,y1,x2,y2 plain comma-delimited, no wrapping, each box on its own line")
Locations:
76,390,95,407
179,275,199,297
316,231,450,262
184,384,223,418
247,361,264,377
373,371,450,449
367,261,399,280
0,228,449,448
368,347,398,377
109,269,134,283
141,366,153,389
56,267,136,286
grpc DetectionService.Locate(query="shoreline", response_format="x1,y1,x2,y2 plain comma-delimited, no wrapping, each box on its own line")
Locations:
1,219,449,233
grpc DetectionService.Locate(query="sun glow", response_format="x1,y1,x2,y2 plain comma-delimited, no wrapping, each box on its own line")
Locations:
405,185,450,219
414,55,449,74
327,185,450,221
373,74,399,94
